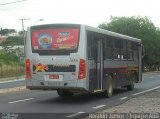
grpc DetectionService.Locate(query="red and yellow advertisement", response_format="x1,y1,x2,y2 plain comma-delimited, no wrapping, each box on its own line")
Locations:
31,28,79,50
34,63,49,72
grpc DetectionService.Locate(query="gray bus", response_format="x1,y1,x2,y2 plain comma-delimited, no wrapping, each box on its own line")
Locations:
25,24,142,97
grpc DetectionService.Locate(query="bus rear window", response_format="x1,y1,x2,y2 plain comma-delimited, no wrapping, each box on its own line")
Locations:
31,28,79,55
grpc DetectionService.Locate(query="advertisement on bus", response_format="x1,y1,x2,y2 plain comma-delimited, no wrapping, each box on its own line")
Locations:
31,28,79,50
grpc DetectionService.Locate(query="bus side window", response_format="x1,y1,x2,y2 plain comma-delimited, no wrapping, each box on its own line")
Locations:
127,41,134,60
104,36,113,60
133,43,139,60
121,40,127,60
87,32,95,60
113,38,123,60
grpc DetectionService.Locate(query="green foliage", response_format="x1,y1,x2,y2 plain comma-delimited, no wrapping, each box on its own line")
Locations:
0,50,19,65
99,16,156,38
0,36,24,52
1,36,23,46
0,28,16,35
98,16,160,70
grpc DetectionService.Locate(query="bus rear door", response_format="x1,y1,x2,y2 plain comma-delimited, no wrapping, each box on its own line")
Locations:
95,39,104,91
88,33,105,92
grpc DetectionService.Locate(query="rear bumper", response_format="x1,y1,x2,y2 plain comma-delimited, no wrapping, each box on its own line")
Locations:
25,79,87,91
26,86,86,92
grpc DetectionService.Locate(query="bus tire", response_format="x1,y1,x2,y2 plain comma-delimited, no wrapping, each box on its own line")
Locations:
103,76,113,98
127,75,135,91
127,84,134,91
57,89,74,97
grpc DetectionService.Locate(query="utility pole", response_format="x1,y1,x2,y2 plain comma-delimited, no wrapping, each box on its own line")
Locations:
19,18,29,60
19,18,30,37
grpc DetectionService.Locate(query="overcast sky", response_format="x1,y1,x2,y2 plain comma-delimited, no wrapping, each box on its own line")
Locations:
0,0,160,31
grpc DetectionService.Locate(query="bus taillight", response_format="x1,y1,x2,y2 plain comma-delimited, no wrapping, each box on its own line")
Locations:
25,59,32,79
78,59,86,79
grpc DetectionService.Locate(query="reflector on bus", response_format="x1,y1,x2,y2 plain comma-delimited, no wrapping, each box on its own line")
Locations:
78,59,86,79
25,59,32,79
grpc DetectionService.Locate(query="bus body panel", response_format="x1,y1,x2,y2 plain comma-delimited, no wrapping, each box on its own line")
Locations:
25,25,88,92
85,26,142,92
25,24,142,94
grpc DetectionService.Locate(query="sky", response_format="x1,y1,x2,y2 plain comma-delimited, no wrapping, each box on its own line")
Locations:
0,0,160,31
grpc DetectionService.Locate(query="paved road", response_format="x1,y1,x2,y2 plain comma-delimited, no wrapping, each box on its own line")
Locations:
0,78,25,89
0,72,160,119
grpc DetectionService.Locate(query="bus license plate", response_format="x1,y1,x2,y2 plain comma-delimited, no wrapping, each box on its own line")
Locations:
49,74,59,79
49,75,63,80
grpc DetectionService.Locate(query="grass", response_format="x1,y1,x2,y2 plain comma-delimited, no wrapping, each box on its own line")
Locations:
0,75,25,82
0,65,25,82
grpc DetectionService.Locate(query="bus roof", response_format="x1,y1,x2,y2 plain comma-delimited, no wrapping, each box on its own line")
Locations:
29,23,141,43
84,25,141,43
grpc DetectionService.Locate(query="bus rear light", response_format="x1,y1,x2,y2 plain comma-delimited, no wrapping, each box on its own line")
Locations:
78,59,86,79
25,59,32,79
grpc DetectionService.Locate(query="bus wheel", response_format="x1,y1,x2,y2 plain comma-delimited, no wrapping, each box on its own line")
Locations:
127,84,134,91
103,76,113,98
127,75,135,91
57,89,74,97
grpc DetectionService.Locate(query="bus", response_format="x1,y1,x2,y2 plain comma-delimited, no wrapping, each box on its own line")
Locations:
25,24,143,97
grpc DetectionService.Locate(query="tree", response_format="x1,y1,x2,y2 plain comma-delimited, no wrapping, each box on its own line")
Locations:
0,28,16,35
0,36,24,52
0,50,19,65
0,27,2,35
98,16,160,71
